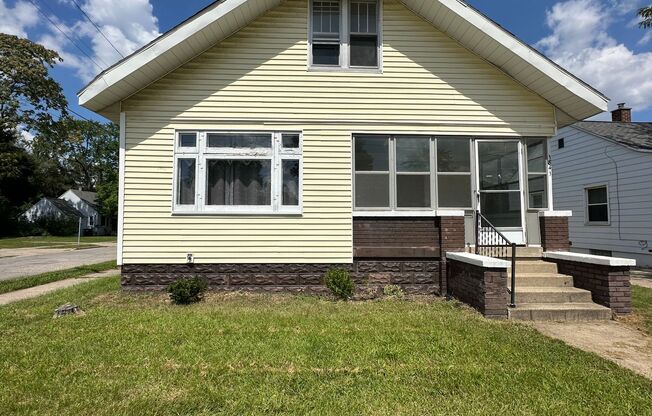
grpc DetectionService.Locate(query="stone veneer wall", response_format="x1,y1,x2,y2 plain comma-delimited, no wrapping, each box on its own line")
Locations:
539,216,570,252
546,259,631,314
447,259,509,319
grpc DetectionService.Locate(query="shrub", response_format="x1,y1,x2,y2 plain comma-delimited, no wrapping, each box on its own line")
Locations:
383,284,404,298
167,276,208,305
324,268,355,300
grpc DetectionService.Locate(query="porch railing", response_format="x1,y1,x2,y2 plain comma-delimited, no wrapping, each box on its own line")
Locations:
474,210,517,308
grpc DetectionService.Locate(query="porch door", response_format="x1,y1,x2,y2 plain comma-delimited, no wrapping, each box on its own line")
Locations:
476,140,526,245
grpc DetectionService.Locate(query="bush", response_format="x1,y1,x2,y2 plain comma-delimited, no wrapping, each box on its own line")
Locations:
167,276,208,305
324,268,355,300
383,284,404,298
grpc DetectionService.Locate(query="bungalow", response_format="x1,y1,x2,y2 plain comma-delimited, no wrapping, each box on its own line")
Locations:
78,0,634,319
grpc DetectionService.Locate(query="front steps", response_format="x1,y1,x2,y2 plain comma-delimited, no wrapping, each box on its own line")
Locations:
506,252,611,321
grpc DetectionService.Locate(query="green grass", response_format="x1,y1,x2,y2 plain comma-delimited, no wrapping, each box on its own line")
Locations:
0,261,117,294
629,285,652,335
0,235,116,249
0,279,651,415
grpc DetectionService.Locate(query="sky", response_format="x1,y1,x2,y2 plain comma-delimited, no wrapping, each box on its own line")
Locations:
1,0,651,123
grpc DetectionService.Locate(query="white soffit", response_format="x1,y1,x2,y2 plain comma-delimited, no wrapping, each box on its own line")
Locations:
400,0,609,123
79,0,609,124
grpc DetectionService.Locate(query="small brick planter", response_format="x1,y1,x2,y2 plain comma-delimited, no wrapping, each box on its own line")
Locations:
544,252,634,315
447,254,509,319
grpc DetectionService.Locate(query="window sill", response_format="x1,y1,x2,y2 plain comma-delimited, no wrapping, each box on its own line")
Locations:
585,221,610,226
172,209,302,216
307,65,382,74
353,210,466,217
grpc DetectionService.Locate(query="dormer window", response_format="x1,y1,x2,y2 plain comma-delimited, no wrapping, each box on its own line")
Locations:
310,0,381,70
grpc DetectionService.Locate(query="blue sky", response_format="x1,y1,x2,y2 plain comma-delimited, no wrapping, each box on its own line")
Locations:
2,0,651,123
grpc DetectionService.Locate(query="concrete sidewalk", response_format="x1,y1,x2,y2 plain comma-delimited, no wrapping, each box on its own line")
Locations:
0,244,116,281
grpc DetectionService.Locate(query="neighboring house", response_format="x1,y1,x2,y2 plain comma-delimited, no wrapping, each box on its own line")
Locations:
551,104,652,267
78,0,609,291
23,190,112,235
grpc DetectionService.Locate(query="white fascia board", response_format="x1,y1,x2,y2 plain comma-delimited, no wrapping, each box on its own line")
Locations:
437,0,609,112
446,252,511,269
353,210,466,217
78,0,251,108
538,210,572,217
543,251,636,267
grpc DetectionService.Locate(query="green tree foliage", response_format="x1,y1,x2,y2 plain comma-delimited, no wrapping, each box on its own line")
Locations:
0,34,68,235
640,6,652,29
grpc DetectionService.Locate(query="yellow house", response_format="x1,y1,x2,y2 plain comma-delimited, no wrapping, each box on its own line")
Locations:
79,0,612,311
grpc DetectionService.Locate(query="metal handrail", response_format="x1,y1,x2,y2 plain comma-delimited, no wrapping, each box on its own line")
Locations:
475,210,517,308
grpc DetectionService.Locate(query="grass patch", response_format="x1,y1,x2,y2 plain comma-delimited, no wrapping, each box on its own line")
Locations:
622,286,652,336
0,261,117,294
0,279,650,415
0,236,116,249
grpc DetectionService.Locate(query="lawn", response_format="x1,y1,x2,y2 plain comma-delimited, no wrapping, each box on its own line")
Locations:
0,235,116,249
0,261,117,294
0,278,651,415
626,285,652,336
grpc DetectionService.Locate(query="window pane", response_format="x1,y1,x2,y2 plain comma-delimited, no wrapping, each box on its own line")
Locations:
206,160,271,206
588,187,607,204
350,35,377,67
527,140,546,173
528,174,548,209
355,173,389,207
177,158,195,205
588,205,609,222
179,133,196,148
282,160,300,206
438,175,472,208
478,142,520,190
312,44,340,65
480,192,522,228
350,1,376,34
313,1,340,35
282,133,300,148
396,137,429,172
397,175,430,208
207,133,271,149
437,138,470,172
355,136,388,171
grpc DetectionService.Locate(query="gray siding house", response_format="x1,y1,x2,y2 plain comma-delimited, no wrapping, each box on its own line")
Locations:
551,105,652,267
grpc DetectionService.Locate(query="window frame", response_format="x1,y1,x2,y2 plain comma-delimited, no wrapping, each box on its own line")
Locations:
172,130,303,215
585,184,610,225
308,0,383,72
352,135,474,213
524,137,551,211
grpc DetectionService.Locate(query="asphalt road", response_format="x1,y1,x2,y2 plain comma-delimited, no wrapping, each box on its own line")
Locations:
0,244,117,281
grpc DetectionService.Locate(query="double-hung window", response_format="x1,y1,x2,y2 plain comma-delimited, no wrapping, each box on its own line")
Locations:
310,0,381,69
173,131,302,214
586,185,609,224
525,139,549,209
353,135,473,211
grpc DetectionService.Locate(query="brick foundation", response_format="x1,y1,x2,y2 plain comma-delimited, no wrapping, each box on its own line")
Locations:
539,216,570,252
439,216,466,296
121,260,442,294
447,259,509,319
545,259,631,315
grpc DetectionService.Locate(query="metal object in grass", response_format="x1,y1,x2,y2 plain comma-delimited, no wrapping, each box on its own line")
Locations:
53,303,84,318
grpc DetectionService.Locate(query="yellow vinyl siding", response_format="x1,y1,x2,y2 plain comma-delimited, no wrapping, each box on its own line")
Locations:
120,0,555,264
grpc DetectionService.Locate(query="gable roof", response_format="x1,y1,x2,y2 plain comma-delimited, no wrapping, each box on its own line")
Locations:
78,0,609,125
66,189,98,206
573,121,652,152
47,198,84,218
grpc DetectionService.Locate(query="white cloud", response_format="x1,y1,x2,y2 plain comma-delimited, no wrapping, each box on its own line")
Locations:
639,30,652,46
536,0,652,117
0,0,38,37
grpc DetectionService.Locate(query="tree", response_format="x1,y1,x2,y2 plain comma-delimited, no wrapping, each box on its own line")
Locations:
0,34,68,235
640,6,652,29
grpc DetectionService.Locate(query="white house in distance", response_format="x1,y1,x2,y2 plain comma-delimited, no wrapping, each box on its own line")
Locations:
550,104,652,267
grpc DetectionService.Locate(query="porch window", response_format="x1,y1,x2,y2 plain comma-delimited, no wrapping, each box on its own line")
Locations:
310,0,381,69
526,139,549,209
586,185,609,224
437,138,472,208
173,131,302,214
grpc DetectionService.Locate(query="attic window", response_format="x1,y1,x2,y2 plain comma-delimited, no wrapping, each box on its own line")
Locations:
310,0,381,70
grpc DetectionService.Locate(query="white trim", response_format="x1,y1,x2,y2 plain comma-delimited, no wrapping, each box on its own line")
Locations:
353,209,465,217
538,210,572,217
117,112,126,266
584,183,610,225
446,252,510,268
543,251,636,267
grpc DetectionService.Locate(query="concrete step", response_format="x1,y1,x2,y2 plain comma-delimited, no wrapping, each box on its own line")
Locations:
511,287,593,304
509,303,612,321
511,273,574,287
509,260,558,274
515,247,543,258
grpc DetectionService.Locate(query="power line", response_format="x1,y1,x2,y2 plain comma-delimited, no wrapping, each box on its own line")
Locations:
66,107,91,122
27,0,106,72
69,0,125,59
